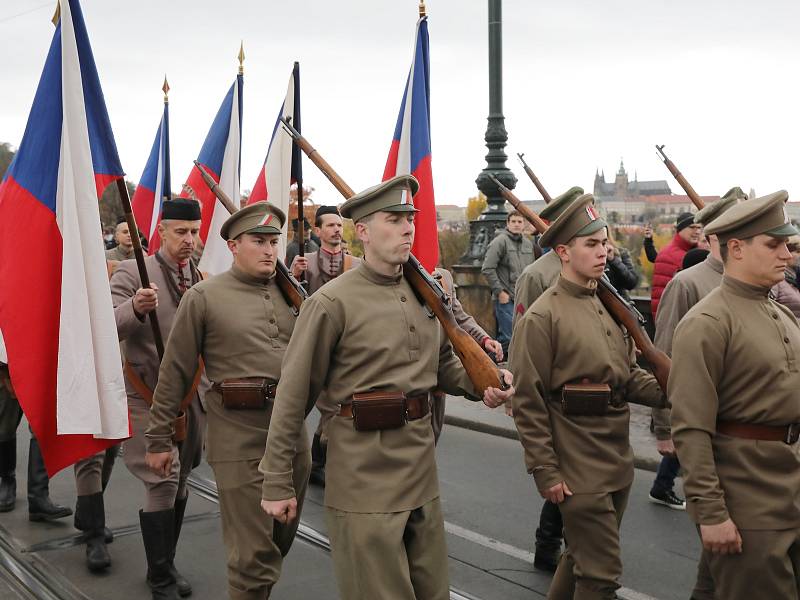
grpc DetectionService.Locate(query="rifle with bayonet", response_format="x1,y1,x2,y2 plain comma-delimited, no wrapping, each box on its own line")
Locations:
192,161,308,314
279,117,506,395
516,153,553,204
488,174,671,395
655,145,705,210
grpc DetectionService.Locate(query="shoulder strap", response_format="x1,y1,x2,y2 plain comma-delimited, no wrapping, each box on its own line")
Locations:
124,359,204,411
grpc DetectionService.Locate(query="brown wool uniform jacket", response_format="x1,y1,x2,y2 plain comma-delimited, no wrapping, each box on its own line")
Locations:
434,268,489,345
511,250,561,329
303,250,361,295
111,253,208,409
669,276,800,530
106,244,133,262
652,255,723,440
509,277,664,494
146,266,298,463
260,261,476,513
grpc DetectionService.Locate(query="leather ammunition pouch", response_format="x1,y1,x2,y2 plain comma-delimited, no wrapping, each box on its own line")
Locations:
340,391,430,431
561,383,612,416
213,378,277,410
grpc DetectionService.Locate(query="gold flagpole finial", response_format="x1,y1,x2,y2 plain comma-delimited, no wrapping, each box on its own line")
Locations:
162,75,170,103
51,0,61,26
419,0,426,17
238,41,245,75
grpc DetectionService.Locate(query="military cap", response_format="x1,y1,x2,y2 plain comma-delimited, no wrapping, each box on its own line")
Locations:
219,201,286,240
539,193,607,249
291,217,311,230
161,198,201,221
315,205,340,220
340,174,419,223
694,187,746,226
116,215,128,226
704,190,797,244
540,186,585,222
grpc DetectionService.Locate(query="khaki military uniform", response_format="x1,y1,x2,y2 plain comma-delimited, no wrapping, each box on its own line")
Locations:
261,261,476,600
510,276,663,599
431,267,490,442
511,250,561,329
105,244,133,262
670,276,800,600
147,265,310,600
111,253,207,510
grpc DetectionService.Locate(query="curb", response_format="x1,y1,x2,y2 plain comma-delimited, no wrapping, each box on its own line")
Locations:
443,414,661,473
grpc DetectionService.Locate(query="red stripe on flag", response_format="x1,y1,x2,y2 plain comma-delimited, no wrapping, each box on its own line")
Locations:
0,177,122,476
410,155,438,272
382,140,401,183
181,166,220,243
248,167,267,205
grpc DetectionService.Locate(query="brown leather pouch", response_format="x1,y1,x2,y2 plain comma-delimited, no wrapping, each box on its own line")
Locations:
351,391,407,431
218,378,273,410
173,411,187,443
561,383,611,416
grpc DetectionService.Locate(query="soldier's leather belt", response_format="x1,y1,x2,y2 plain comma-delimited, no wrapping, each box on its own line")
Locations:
717,421,800,444
213,378,277,410
339,391,431,431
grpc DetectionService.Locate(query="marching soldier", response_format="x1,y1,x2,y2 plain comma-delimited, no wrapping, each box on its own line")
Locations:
260,174,513,600
670,191,800,600
289,205,360,486
509,194,664,599
509,185,584,573
110,198,207,597
145,202,310,600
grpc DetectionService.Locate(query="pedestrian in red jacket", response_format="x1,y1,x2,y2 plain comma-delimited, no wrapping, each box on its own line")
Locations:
651,212,702,317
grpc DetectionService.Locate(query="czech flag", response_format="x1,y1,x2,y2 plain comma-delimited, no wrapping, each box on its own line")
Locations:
181,73,243,275
248,62,301,259
0,0,129,475
131,96,171,254
383,16,437,272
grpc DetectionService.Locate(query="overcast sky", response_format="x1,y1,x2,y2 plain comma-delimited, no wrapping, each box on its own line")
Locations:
1,0,799,207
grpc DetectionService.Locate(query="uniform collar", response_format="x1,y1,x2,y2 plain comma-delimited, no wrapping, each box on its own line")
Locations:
230,264,275,287
706,255,723,275
556,274,597,297
157,249,183,270
721,275,771,300
359,258,403,286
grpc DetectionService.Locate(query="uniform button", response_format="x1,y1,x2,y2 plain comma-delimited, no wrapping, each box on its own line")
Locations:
269,318,276,324
410,326,416,332
785,337,790,343
606,330,611,336
598,309,604,315
265,293,270,300
400,296,407,302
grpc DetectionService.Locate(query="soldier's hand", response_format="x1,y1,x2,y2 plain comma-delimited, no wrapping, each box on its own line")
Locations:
656,439,676,457
543,481,573,504
483,370,514,408
700,519,742,555
261,498,298,524
483,338,504,362
133,284,159,317
145,451,172,478
290,256,309,278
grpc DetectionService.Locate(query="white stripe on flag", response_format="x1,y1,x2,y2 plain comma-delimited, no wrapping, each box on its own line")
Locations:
0,329,6,364
150,114,166,241
198,81,242,275
395,21,421,177
264,74,295,259
55,0,127,438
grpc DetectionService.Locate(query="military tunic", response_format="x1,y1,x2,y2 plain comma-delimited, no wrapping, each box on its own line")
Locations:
261,260,475,599
510,276,663,599
511,250,561,329
670,276,800,600
105,244,133,262
147,265,310,600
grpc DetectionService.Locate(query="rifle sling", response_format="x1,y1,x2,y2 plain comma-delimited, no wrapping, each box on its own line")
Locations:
124,359,204,413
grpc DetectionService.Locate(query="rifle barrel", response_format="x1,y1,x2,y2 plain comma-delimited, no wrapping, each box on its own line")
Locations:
516,154,553,204
654,145,705,210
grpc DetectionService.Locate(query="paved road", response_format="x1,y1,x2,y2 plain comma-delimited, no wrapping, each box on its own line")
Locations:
0,418,700,599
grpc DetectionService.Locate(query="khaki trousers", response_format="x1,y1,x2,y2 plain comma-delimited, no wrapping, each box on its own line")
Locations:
548,486,631,600
74,446,119,496
123,395,205,511
325,497,449,600
690,551,715,600
211,449,310,600
703,527,800,600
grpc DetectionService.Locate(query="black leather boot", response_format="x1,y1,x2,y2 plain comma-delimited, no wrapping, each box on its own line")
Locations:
27,437,72,522
167,496,191,597
75,493,111,572
0,439,17,512
309,433,326,487
533,500,563,572
141,509,179,600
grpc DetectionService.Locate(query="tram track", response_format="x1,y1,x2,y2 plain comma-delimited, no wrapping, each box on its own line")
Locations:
186,474,485,600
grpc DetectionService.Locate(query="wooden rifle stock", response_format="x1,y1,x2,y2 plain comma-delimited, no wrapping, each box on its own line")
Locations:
516,153,553,204
116,178,165,360
192,161,308,314
655,145,705,210
279,119,505,394
489,174,671,393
